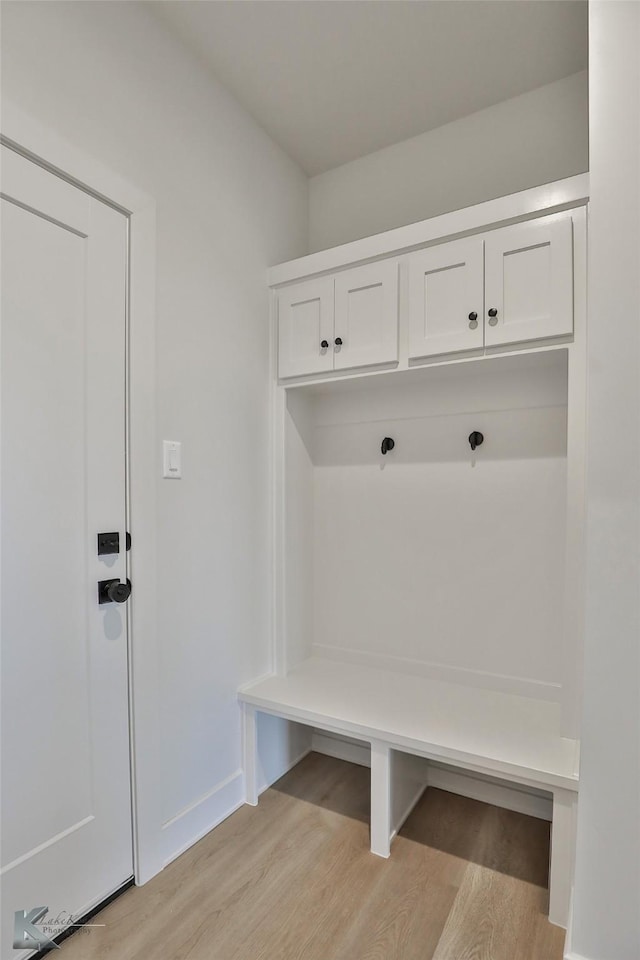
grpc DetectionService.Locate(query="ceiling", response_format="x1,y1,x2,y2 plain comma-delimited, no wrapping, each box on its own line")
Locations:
153,0,588,177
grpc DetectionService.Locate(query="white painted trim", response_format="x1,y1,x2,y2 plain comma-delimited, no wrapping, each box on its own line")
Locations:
311,732,553,821
549,788,578,928
257,745,313,797
312,643,562,702
162,769,243,830
312,731,371,767
0,817,95,876
238,669,284,695
242,702,258,805
269,174,589,286
425,764,552,821
390,783,427,842
370,741,392,858
271,290,288,676
164,799,246,871
561,204,588,738
281,335,572,391
1,101,163,885
162,771,244,868
563,885,576,960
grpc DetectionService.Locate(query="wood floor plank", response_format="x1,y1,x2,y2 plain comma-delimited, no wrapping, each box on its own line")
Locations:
431,863,564,960
331,840,460,960
59,753,565,960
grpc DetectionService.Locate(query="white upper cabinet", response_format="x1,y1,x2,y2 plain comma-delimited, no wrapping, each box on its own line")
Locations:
408,238,484,360
278,261,398,379
484,215,574,347
276,205,579,380
333,260,398,371
278,277,334,379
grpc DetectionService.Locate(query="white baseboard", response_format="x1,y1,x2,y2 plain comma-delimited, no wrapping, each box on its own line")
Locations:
562,886,588,960
563,883,574,952
426,763,552,821
257,745,313,797
255,713,314,795
312,732,552,821
312,730,370,767
162,736,314,869
162,769,244,867
312,643,561,701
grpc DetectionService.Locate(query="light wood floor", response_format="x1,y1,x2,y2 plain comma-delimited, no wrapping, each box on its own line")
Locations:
61,753,566,960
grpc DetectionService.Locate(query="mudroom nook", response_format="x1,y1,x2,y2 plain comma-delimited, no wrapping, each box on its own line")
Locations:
240,176,587,930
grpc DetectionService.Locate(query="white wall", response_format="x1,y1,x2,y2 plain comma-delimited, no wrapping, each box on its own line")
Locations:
309,71,588,252
570,4,640,959
0,1,308,865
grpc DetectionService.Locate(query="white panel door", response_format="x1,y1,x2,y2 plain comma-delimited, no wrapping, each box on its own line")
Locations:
484,215,574,347
1,147,132,959
333,260,399,371
408,238,484,359
278,277,334,378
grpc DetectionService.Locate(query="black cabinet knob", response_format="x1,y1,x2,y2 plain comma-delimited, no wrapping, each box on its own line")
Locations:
334,337,343,347
468,431,484,452
468,311,478,330
320,340,329,349
468,312,478,321
487,307,498,327
488,308,498,317
381,437,395,455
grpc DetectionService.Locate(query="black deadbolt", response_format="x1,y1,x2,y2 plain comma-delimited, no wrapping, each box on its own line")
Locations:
468,431,484,452
97,531,131,555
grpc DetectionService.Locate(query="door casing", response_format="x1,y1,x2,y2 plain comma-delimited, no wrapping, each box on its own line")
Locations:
1,100,163,887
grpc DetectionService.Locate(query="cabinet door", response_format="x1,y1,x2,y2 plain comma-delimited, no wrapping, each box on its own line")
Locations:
278,277,334,379
408,238,484,359
333,260,399,371
484,216,573,347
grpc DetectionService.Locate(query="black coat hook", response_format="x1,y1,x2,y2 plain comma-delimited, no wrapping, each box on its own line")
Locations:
381,437,395,455
468,431,484,452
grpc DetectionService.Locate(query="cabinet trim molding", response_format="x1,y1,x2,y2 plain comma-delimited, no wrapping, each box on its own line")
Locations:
268,173,589,288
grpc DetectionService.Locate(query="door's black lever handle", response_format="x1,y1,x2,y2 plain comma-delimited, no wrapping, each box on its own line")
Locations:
98,578,132,604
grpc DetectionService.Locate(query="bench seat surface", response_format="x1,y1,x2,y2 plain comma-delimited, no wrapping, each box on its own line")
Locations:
239,657,579,792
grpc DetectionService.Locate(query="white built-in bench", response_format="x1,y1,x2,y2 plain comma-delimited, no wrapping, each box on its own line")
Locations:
239,658,579,928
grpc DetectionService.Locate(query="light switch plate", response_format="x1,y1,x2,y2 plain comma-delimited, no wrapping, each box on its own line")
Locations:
163,440,182,479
